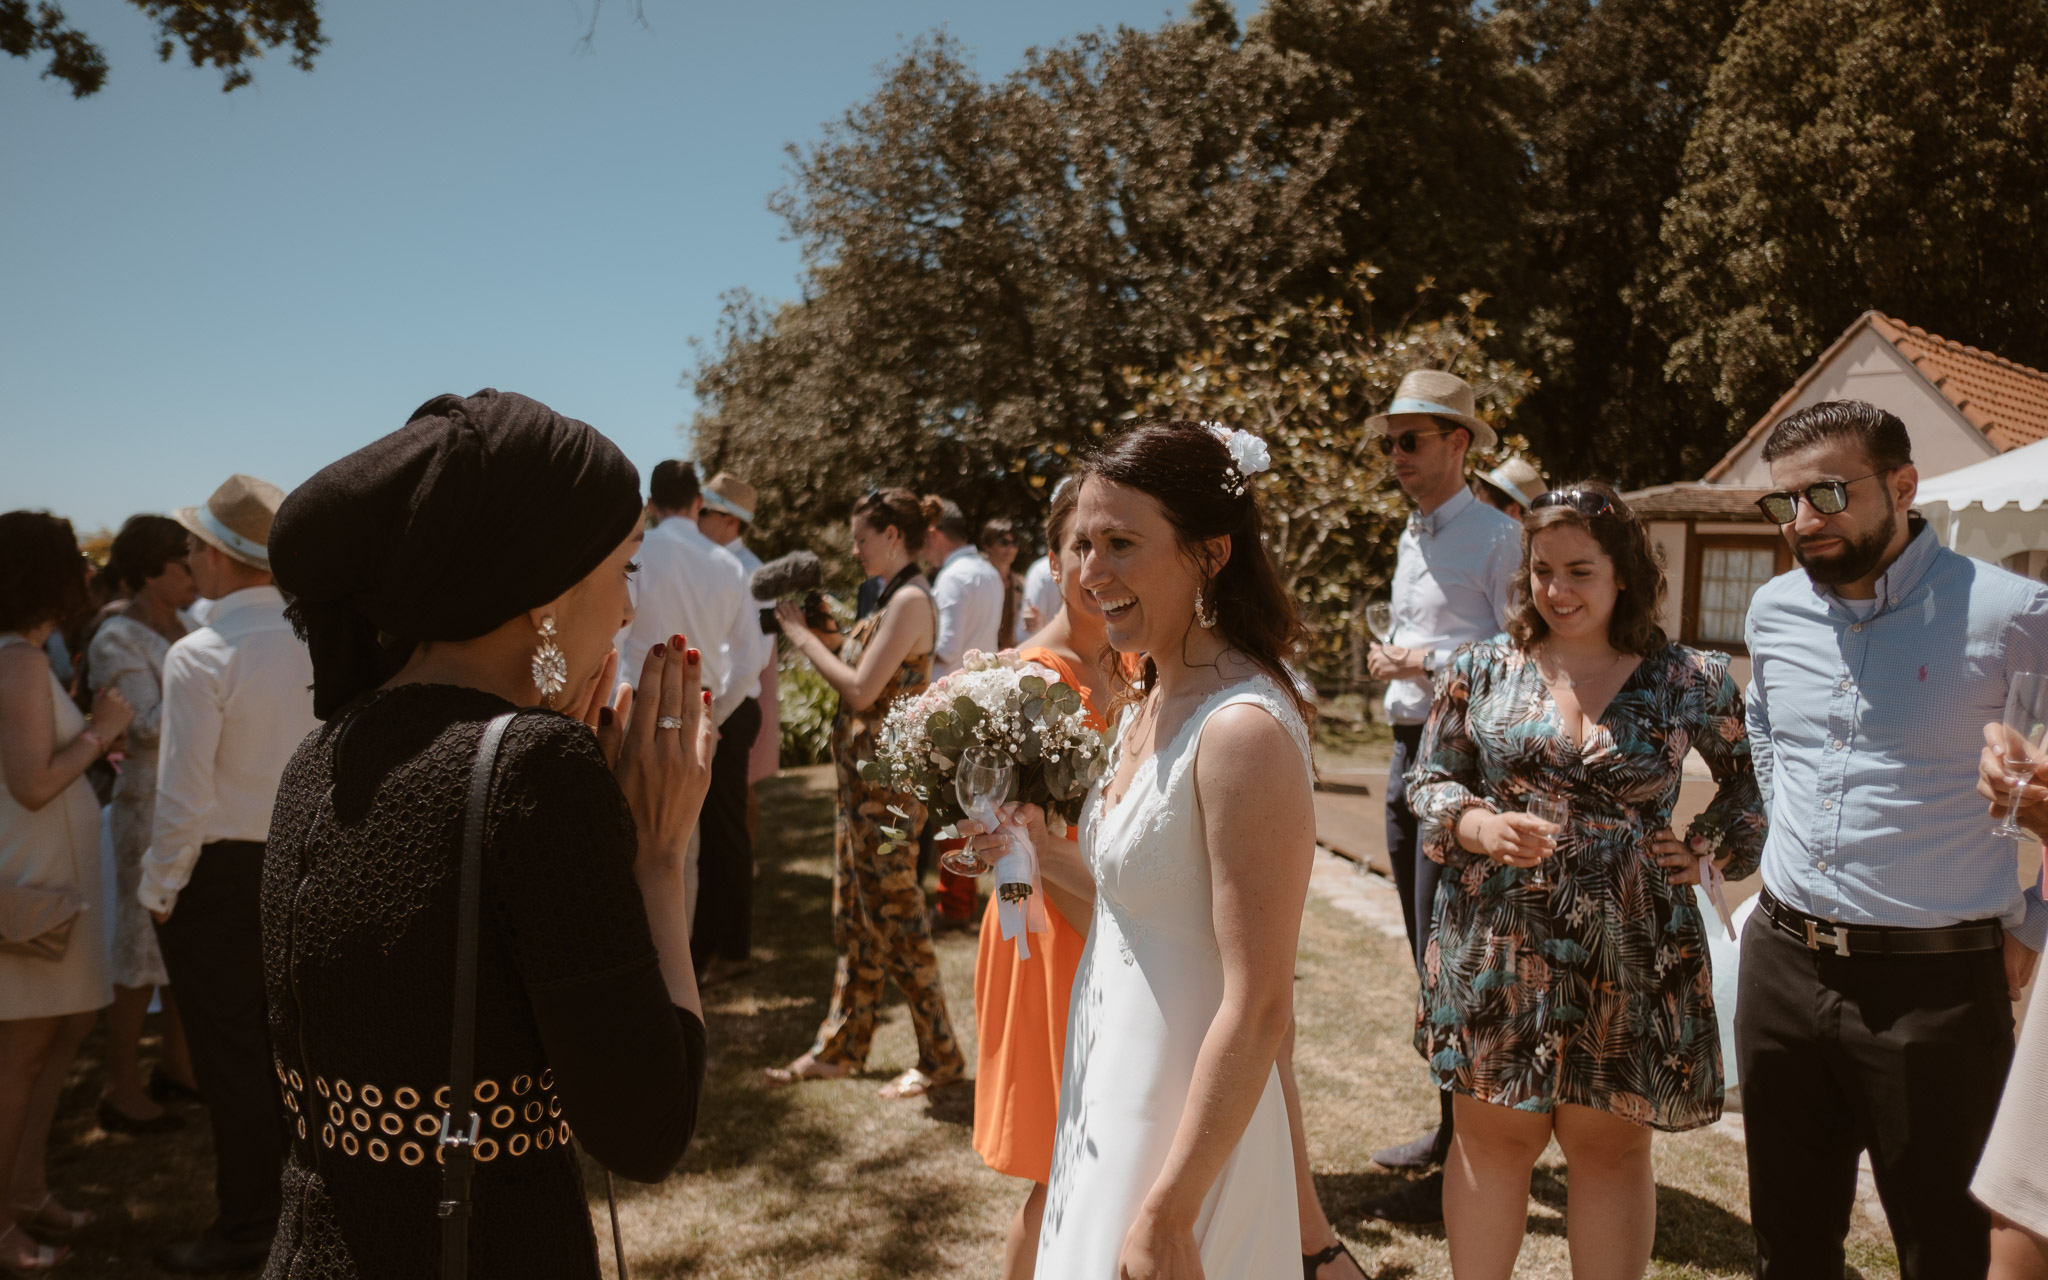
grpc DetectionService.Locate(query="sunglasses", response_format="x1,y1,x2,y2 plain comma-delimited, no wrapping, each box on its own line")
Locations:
1375,428,1457,456
1754,473,1881,525
1529,489,1617,519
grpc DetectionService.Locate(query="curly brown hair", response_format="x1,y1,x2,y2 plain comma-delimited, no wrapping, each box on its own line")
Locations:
1505,481,1669,656
0,510,91,635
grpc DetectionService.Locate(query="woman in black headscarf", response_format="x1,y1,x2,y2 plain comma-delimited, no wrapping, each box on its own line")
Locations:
259,390,714,1280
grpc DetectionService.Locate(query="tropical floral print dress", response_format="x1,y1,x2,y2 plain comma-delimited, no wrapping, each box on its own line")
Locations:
1407,639,1764,1131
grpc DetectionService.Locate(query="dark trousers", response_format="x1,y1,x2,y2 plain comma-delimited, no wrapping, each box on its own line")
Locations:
1735,909,2015,1279
152,840,284,1247
1386,722,1454,1136
693,698,761,968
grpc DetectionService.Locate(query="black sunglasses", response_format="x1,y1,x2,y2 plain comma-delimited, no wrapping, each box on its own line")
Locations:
1375,427,1457,456
1529,489,1617,519
1754,472,1881,525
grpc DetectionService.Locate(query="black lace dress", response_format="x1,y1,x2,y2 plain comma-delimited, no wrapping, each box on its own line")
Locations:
258,685,706,1280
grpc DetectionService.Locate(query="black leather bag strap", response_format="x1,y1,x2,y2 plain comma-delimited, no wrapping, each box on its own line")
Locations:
440,710,517,1279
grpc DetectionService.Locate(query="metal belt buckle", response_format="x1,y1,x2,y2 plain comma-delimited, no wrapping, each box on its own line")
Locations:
1803,918,1851,956
438,1110,481,1153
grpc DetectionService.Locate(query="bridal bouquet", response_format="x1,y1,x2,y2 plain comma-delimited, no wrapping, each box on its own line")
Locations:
860,649,1108,958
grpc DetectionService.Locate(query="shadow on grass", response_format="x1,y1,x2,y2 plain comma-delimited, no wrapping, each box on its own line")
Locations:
1521,1165,1753,1267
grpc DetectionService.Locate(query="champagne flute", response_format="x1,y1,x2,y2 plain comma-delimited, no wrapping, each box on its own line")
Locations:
1366,600,1395,645
1526,795,1568,891
943,746,1014,875
1991,672,2048,840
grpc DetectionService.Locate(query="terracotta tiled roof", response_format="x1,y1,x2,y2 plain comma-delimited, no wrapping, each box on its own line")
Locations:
1704,311,2048,480
1870,313,2048,452
1621,483,1773,522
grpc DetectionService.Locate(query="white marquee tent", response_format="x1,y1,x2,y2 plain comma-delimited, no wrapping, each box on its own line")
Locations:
1914,435,2048,565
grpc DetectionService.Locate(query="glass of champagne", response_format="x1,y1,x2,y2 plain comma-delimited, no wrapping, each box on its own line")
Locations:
943,746,1014,875
1991,672,2048,840
1526,796,1568,890
1366,600,1395,645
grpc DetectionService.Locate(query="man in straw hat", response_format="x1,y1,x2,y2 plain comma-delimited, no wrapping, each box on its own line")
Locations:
1474,456,1545,522
1359,369,1522,1225
692,471,773,985
141,474,317,1272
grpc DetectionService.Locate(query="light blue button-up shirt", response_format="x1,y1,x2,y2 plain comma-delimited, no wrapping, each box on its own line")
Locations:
1385,486,1521,725
1745,522,2048,947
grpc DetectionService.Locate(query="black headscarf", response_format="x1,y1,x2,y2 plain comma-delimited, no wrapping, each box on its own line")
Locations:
271,389,642,719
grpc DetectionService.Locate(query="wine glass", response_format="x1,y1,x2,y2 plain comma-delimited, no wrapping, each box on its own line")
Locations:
1526,796,1568,890
1991,672,2048,840
1366,600,1395,645
942,746,1014,875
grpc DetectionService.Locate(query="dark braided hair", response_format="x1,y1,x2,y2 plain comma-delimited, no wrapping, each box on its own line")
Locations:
1082,422,1308,723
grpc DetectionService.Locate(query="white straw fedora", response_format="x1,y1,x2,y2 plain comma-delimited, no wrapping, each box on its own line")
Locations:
174,473,284,570
1364,369,1498,449
701,472,758,524
1481,457,1545,508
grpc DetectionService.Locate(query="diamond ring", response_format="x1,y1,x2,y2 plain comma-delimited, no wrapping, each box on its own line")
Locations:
655,716,686,731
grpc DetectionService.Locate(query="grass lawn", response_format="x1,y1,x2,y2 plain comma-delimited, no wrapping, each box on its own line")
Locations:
42,764,1901,1278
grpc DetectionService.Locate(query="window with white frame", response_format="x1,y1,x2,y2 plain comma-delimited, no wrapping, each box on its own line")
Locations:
1697,543,1778,643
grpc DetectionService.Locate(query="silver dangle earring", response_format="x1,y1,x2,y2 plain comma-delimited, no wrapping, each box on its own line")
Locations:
1196,586,1218,629
531,616,568,707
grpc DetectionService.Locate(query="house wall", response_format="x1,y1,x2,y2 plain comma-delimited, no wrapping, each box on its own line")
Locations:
1715,327,2001,485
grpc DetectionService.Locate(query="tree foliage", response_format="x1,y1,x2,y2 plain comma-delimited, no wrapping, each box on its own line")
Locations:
3,0,323,97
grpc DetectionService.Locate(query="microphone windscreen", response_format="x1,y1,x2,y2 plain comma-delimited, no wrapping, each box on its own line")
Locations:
751,549,822,600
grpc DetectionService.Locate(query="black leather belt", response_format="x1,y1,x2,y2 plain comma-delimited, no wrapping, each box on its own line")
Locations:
1759,889,2004,957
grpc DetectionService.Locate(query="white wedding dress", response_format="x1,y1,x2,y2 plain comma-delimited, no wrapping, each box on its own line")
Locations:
1035,674,1310,1278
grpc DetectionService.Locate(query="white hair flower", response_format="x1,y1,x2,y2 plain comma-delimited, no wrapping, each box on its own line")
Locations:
1203,423,1272,495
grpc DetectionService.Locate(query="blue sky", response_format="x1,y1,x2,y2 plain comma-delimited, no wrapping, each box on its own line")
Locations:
2,0,1183,533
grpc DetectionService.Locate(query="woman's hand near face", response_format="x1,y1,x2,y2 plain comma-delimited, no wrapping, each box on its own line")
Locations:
613,638,716,868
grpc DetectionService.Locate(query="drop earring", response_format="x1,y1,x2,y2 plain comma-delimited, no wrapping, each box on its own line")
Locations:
1196,586,1218,629
531,616,568,707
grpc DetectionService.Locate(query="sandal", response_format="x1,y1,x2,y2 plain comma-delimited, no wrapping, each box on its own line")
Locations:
763,1054,850,1085
1304,1240,1365,1280
8,1195,92,1240
877,1068,959,1100
0,1223,69,1275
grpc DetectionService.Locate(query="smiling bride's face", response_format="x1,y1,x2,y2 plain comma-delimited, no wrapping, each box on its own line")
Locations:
1071,476,1207,655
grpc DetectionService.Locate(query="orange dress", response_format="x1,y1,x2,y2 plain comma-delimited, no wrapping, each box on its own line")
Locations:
972,646,1101,1183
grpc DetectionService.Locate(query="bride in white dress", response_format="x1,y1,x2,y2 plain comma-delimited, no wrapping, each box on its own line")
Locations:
971,421,1320,1279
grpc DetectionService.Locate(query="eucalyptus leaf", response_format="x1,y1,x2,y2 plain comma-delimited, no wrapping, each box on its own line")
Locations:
1019,674,1047,696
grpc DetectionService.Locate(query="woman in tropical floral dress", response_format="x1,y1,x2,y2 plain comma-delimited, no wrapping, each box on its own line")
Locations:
1406,481,1764,1280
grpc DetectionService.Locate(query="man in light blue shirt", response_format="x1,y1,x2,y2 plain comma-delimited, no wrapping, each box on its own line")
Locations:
1739,400,2048,1278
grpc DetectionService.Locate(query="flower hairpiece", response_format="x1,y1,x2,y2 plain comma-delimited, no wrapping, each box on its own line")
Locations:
1204,423,1272,496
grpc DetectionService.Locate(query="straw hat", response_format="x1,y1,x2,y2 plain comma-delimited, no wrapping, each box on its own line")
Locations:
701,472,758,524
1481,457,1545,508
175,473,285,570
1364,369,1498,449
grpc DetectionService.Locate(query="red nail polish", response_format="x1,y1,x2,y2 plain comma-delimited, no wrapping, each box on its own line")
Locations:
598,706,613,727
703,691,712,705
670,634,686,650
650,644,665,660
686,648,700,663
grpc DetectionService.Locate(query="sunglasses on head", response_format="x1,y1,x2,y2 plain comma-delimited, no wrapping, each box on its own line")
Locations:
1529,489,1618,519
1375,427,1457,456
1753,473,1882,525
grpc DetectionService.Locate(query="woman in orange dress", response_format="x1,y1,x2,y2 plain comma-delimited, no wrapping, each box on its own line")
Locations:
971,477,1112,1278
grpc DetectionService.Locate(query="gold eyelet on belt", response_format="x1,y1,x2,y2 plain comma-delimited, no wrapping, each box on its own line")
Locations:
435,1144,446,1166
508,1132,530,1157
274,1061,288,1084
523,1101,544,1124
414,1114,439,1137
351,1108,371,1133
322,1124,335,1148
360,1084,383,1108
538,1069,554,1090
511,1074,533,1096
289,1069,304,1092
490,1105,514,1130
475,1138,499,1163
368,1138,389,1163
379,1112,403,1136
433,1085,451,1110
557,1121,570,1144
328,1101,345,1126
400,1141,424,1166
283,1091,300,1113
297,1117,307,1140
335,1079,353,1104
473,1079,499,1104
316,1076,331,1099
548,1096,562,1118
341,1132,359,1156
394,1086,420,1110
535,1126,554,1151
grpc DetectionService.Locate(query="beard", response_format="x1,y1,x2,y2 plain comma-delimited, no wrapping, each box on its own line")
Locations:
1793,492,1897,586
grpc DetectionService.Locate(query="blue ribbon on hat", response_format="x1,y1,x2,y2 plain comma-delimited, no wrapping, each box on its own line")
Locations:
1388,397,1469,419
702,491,754,523
196,504,269,565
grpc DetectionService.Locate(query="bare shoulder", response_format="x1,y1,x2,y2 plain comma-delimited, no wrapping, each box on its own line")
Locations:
1195,699,1311,796
0,639,50,681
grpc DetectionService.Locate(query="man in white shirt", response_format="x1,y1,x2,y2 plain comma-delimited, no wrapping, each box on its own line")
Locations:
616,461,753,926
1021,552,1060,634
921,496,1006,924
1357,370,1521,1224
142,475,317,1274
691,472,773,984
